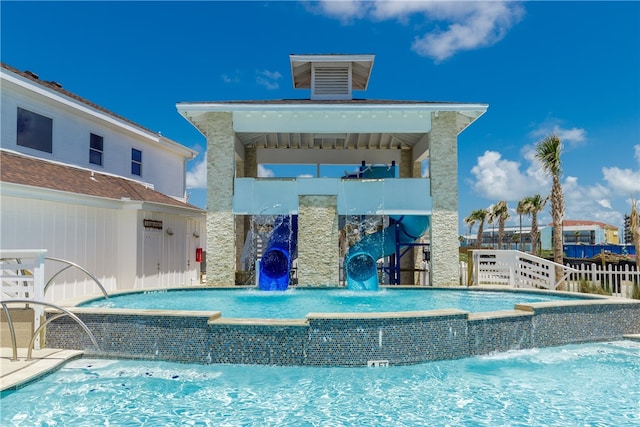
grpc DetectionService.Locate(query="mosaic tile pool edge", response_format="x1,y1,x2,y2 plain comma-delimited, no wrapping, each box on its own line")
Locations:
45,300,640,367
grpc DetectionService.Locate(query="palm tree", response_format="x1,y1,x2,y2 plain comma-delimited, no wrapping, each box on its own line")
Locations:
490,201,510,249
464,209,488,249
516,198,527,251
521,194,547,255
631,196,640,268
535,134,565,282
630,197,640,299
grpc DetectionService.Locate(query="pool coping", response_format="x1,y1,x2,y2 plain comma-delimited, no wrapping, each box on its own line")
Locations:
0,347,84,392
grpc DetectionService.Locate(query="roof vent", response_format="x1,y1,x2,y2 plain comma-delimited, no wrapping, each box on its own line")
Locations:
24,70,39,80
312,65,350,99
290,54,374,101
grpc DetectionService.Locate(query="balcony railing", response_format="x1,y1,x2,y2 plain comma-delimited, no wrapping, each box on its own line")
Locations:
232,177,432,216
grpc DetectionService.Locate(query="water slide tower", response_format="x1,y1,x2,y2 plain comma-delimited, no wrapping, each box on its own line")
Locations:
177,54,487,287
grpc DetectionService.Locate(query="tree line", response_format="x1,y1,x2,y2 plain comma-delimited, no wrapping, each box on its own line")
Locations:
464,134,565,271
464,134,640,271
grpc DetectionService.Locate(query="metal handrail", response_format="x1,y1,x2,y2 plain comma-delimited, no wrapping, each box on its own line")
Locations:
44,257,109,298
1,300,100,361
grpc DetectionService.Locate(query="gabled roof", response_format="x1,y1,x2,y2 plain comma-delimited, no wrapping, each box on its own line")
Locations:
1,63,196,159
0,150,202,211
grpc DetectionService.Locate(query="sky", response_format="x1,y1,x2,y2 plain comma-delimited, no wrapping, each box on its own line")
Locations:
2,1,639,235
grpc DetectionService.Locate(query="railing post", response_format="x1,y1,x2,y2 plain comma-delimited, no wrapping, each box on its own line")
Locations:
32,252,45,349
509,252,516,287
1,249,47,350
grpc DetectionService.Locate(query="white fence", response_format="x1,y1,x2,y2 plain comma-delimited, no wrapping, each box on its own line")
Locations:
563,262,639,298
1,249,47,348
466,250,639,299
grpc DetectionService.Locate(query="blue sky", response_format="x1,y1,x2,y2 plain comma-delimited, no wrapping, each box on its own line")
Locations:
2,1,639,234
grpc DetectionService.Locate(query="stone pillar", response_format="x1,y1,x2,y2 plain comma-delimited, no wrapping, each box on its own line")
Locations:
202,112,236,286
235,156,245,273
429,111,460,286
238,146,258,276
413,159,429,286
399,149,417,284
297,195,339,286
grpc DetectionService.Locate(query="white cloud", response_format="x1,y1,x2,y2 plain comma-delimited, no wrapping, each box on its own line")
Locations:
258,164,274,178
222,74,240,84
530,121,587,149
470,150,547,201
601,145,640,196
310,0,524,61
186,154,207,189
562,176,623,226
256,69,282,90
468,148,627,228
411,2,525,62
308,0,367,21
602,166,640,195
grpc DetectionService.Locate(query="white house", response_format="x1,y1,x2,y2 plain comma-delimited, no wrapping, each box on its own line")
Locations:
0,63,206,303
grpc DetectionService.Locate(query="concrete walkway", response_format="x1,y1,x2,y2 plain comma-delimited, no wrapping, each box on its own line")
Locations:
1,347,83,392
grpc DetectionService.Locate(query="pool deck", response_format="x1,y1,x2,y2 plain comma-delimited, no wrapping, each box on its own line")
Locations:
1,347,83,392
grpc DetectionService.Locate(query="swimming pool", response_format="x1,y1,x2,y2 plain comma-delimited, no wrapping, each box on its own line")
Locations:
2,340,638,426
80,287,591,318
46,287,639,366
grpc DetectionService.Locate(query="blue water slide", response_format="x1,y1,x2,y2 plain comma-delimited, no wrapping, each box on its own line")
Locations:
345,215,429,291
258,215,298,291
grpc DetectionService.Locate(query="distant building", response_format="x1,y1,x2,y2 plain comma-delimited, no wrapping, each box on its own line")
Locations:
541,220,619,251
460,225,537,251
624,213,638,244
1,63,206,302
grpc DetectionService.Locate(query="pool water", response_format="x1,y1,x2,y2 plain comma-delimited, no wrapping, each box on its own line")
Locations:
80,288,588,318
2,341,638,426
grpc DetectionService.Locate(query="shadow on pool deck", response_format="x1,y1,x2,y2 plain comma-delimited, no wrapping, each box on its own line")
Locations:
1,347,83,392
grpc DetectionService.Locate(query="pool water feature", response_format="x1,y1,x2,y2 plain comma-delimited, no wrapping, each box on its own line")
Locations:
47,287,640,366
81,287,590,319
2,340,638,426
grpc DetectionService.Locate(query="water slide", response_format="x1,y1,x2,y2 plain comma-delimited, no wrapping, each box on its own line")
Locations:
258,215,298,291
345,215,430,291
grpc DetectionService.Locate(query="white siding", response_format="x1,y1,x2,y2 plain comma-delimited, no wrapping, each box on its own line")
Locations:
1,74,191,200
0,193,204,304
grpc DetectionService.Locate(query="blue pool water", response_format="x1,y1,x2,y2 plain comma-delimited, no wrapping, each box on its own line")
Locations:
2,341,638,426
80,288,589,318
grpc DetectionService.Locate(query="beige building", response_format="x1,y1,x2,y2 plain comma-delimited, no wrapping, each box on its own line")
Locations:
177,54,487,288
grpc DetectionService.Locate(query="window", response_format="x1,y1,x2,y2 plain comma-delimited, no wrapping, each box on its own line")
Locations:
89,133,103,166
17,107,53,153
131,148,142,176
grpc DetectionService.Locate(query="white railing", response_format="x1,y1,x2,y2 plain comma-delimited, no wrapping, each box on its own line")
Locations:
467,249,639,298
563,262,639,298
471,250,568,289
1,249,47,348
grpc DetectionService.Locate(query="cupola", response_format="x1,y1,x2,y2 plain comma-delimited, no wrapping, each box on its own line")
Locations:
289,54,375,100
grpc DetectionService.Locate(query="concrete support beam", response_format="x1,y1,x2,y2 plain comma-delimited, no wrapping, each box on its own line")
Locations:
297,196,339,286
429,111,460,286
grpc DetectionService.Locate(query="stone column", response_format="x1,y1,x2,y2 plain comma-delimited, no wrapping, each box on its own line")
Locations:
235,146,258,280
399,149,417,284
202,112,236,286
413,159,429,285
297,195,339,286
429,111,460,286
